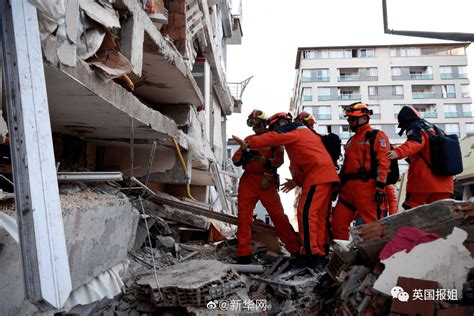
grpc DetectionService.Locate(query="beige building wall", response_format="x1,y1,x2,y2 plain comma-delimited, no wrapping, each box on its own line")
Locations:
292,43,473,152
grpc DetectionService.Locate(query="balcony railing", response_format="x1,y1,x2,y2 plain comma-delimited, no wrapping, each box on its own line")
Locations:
420,111,437,118
318,95,331,101
315,76,330,82
444,112,459,118
410,74,433,80
302,77,312,83
441,73,454,79
412,92,436,99
338,75,360,81
341,132,351,139
303,95,312,101
339,113,346,119
463,111,474,117
315,114,331,120
338,94,361,100
444,93,456,98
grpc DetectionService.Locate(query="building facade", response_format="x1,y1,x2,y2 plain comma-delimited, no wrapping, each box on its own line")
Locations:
291,43,473,147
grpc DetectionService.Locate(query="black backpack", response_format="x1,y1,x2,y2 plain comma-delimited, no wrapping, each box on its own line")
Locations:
419,124,463,176
320,132,342,170
366,129,399,185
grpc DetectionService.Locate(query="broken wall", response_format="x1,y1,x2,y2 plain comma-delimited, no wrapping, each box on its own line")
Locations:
0,191,139,315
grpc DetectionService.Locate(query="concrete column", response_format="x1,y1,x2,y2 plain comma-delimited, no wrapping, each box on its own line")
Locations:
0,0,72,308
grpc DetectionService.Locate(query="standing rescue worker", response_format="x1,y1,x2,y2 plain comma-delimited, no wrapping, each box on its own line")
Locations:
331,102,391,240
386,106,453,209
233,112,339,270
232,110,300,264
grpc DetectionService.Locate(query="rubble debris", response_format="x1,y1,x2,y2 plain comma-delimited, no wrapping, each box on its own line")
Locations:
379,226,439,260
351,199,474,265
374,227,474,297
137,259,244,307
79,0,121,30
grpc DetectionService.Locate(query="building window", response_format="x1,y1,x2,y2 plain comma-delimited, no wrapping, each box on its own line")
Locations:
391,67,402,77
315,69,329,81
463,104,474,117
445,123,460,137
302,69,312,82
462,84,470,98
390,47,421,57
318,87,331,101
302,87,312,101
442,85,456,98
315,125,328,134
265,215,271,225
368,67,378,77
444,104,458,118
393,104,403,117
227,148,232,159
372,124,382,130
368,86,378,96
319,50,329,59
466,123,474,134
458,66,467,78
303,50,315,59
440,66,454,79
341,125,351,139
371,104,381,118
359,48,374,57
393,85,404,95
315,106,331,120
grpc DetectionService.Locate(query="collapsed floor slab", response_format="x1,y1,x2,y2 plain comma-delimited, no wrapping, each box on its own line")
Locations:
136,259,244,307
0,190,139,315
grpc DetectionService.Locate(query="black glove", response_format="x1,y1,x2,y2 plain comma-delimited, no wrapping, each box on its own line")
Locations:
374,187,386,205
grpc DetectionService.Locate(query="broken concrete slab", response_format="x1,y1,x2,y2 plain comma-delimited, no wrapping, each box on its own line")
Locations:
374,227,474,297
351,200,474,265
0,191,139,315
136,259,244,307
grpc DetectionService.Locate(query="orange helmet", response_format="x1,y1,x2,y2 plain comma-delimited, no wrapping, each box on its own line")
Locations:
246,109,267,127
295,111,316,128
267,112,292,129
344,102,373,117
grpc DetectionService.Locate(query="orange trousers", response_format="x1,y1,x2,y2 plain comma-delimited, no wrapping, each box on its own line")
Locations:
237,174,300,256
331,180,379,240
297,182,334,256
403,192,452,210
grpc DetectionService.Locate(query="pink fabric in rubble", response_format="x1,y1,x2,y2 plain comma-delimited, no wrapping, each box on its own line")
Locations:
379,226,440,260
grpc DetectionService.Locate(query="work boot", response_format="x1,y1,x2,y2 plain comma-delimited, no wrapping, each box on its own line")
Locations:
308,255,329,273
236,255,252,264
288,253,308,269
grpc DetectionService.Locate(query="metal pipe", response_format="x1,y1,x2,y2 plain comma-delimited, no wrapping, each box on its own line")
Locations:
171,137,197,201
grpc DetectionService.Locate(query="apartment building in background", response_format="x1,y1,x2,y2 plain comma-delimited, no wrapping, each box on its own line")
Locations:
291,43,473,150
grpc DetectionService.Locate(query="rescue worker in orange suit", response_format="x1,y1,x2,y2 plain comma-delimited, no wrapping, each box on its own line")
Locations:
232,110,300,264
233,112,339,271
280,111,316,193
355,184,398,225
386,106,453,209
331,102,391,240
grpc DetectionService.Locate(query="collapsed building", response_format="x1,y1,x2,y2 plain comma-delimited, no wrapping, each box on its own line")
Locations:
0,0,248,314
1,1,474,315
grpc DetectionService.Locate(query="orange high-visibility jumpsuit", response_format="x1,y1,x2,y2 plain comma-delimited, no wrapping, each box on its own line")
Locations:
233,135,300,257
394,125,453,210
331,124,391,240
246,124,339,256
384,184,398,216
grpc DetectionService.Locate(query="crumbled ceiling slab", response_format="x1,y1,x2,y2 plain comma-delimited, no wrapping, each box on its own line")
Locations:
374,227,474,297
137,259,243,306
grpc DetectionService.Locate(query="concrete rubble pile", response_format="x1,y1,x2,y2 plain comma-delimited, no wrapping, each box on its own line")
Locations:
45,197,472,315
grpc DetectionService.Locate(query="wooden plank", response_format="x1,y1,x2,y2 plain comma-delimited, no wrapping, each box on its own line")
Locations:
151,191,276,234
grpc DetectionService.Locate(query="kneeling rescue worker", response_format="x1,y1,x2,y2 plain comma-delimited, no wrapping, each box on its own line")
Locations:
331,102,391,240
232,109,300,264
